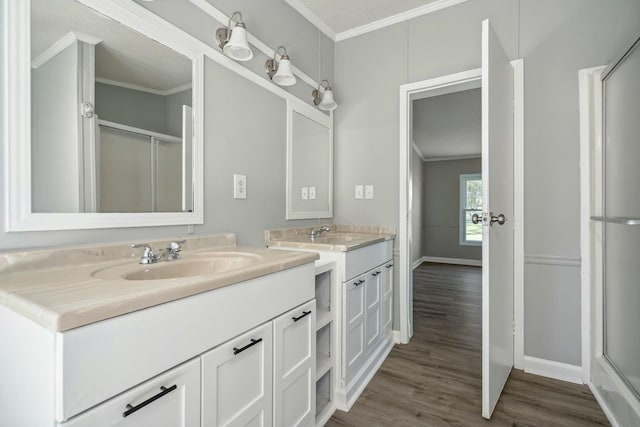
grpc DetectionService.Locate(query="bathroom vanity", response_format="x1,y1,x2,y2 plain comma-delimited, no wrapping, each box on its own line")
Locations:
265,225,395,415
0,234,319,427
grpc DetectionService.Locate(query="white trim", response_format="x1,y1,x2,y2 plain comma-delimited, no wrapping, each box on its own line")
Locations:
523,356,583,384
31,31,102,69
399,68,483,345
95,78,192,97
589,383,622,427
392,330,405,345
283,0,336,41
98,120,182,143
412,257,423,270
524,255,581,267
411,140,425,161
512,58,525,370
423,154,480,162
422,256,482,267
335,0,469,42
189,0,320,89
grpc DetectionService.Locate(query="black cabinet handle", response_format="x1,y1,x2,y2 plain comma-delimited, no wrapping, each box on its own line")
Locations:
293,310,312,322
233,338,263,355
372,271,381,276
386,264,393,269
354,279,364,286
123,384,177,417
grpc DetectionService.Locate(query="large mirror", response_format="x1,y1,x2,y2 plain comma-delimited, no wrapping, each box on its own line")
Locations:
286,100,333,220
5,0,203,230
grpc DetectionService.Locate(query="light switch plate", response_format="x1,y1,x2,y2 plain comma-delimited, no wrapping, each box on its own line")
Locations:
309,187,316,200
355,185,364,199
301,187,309,200
233,174,247,199
365,185,374,199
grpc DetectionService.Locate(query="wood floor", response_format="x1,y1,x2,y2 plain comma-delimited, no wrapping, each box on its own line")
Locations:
327,262,609,427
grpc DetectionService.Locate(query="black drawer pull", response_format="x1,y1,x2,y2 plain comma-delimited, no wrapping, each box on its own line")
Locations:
292,310,312,322
354,279,364,286
233,338,263,355
386,264,393,268
123,384,177,417
372,271,381,276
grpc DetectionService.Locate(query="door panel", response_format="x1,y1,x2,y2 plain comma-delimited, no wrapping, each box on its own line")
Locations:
481,19,515,419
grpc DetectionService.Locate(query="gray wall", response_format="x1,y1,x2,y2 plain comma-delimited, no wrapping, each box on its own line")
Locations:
411,149,423,264
0,0,332,251
334,0,640,365
422,158,482,260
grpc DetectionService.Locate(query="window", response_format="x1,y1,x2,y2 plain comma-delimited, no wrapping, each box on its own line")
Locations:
460,173,482,245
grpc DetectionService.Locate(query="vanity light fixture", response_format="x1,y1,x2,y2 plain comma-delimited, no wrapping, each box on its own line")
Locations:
312,80,337,111
265,46,297,86
216,11,253,62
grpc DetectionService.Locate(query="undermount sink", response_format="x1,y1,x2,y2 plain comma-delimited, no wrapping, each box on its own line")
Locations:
92,252,262,281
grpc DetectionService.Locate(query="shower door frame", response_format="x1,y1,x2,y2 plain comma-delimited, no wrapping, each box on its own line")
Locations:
579,59,640,425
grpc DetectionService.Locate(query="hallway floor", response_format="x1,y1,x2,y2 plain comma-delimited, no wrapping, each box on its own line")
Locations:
327,262,609,426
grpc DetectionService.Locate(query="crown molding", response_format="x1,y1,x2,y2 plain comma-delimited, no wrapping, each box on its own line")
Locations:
411,140,425,161
95,78,192,97
31,31,102,68
284,0,336,41
335,0,469,42
423,154,480,162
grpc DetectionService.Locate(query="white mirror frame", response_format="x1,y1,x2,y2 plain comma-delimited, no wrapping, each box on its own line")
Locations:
4,0,204,231
286,99,333,220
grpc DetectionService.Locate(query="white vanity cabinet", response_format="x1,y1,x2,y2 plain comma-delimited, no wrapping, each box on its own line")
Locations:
59,358,201,427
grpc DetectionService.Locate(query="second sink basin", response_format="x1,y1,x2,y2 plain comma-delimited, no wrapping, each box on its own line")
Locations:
92,252,262,281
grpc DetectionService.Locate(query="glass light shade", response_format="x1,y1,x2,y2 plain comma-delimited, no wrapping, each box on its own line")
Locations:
318,88,337,111
223,25,253,61
272,57,296,86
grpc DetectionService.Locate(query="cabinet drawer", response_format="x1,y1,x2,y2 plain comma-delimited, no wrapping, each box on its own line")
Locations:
59,358,200,427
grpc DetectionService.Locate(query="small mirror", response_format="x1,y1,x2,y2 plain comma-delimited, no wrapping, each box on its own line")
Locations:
286,100,333,219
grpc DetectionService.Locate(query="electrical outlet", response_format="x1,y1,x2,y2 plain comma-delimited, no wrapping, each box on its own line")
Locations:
309,186,316,200
301,187,308,200
233,174,246,199
355,185,364,199
365,185,374,199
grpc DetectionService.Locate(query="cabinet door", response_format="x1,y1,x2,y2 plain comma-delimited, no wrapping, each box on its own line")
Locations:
381,262,394,338
365,268,382,354
202,322,273,427
273,300,316,427
59,358,200,427
342,274,366,381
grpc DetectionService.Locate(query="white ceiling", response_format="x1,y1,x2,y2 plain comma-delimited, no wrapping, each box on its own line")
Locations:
412,88,481,160
31,0,191,93
287,0,445,36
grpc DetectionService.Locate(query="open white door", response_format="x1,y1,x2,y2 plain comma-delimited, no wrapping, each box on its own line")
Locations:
481,19,514,418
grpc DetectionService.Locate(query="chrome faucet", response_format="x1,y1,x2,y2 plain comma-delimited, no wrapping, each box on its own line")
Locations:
131,243,164,264
309,226,331,239
166,240,186,260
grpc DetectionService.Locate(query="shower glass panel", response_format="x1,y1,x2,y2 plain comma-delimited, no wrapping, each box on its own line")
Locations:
100,127,152,213
156,138,183,212
602,36,640,398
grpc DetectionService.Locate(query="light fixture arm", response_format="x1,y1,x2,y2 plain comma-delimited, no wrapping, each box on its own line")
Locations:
312,80,332,105
266,46,289,79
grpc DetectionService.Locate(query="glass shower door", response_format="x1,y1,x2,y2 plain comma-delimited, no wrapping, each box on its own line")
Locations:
601,35,640,397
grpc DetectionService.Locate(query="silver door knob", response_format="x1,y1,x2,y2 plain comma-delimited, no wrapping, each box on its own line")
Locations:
490,212,506,226
471,213,481,224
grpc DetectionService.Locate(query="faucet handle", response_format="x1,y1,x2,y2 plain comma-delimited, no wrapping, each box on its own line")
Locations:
131,243,152,255
166,240,186,260
131,243,159,264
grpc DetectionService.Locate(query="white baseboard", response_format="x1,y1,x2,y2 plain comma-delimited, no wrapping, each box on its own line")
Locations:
421,256,482,267
412,258,424,270
589,383,621,427
393,330,407,344
523,356,583,384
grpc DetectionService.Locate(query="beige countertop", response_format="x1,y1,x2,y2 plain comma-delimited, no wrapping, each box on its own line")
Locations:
265,224,395,252
0,234,318,332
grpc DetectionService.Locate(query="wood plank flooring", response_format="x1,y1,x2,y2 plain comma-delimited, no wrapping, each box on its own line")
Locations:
327,262,609,427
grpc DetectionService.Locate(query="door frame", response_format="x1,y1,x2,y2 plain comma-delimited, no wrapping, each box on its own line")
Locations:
397,61,524,368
